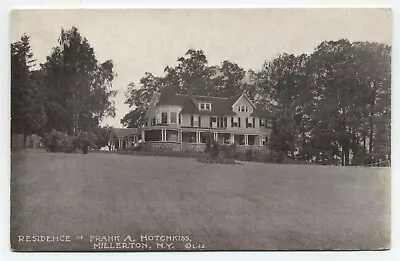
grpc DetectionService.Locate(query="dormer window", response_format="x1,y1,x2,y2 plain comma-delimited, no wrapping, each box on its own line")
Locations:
199,102,211,111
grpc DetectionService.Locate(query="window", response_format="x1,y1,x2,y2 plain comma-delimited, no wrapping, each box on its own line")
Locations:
266,119,273,128
151,117,156,126
241,106,245,112
161,113,168,124
156,113,161,124
252,118,256,128
170,112,177,124
246,117,253,128
199,102,211,111
238,117,241,127
210,117,217,128
245,107,248,112
200,133,207,144
198,116,201,127
223,116,227,128
260,118,265,127
190,115,194,127
178,114,181,124
231,117,238,127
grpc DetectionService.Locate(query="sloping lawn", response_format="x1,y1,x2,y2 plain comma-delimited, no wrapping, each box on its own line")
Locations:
11,150,390,251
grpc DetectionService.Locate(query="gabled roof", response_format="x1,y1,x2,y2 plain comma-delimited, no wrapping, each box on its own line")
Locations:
156,91,241,116
111,127,137,138
155,89,272,117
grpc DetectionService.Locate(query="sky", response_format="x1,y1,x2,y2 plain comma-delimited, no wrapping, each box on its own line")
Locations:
10,8,392,127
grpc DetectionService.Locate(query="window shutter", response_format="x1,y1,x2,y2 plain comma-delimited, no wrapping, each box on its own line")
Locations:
253,118,255,128
231,117,233,127
245,117,248,128
191,115,194,127
209,117,212,128
238,117,241,128
198,116,201,127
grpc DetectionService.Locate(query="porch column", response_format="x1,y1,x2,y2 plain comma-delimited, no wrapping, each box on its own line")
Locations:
230,133,234,144
259,135,263,146
161,129,165,142
196,131,200,144
119,138,122,149
244,134,248,146
179,130,183,143
213,132,218,141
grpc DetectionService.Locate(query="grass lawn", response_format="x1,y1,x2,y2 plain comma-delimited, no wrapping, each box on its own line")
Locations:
11,150,390,251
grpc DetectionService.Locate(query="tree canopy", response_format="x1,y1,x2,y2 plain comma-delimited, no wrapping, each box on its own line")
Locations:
11,27,117,149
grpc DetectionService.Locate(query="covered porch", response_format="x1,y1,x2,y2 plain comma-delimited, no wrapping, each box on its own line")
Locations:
142,127,267,146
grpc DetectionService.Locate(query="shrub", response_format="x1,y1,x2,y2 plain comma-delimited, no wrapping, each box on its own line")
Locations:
43,130,97,153
210,139,221,158
221,143,237,159
76,131,96,154
43,131,68,152
203,131,213,153
245,148,254,161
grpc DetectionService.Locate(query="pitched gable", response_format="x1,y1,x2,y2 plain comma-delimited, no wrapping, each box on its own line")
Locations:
231,94,255,111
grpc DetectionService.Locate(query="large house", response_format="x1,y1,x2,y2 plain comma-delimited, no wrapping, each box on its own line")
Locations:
134,88,273,153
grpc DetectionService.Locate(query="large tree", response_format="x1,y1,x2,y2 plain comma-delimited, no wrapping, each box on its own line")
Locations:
256,53,309,158
121,73,162,128
164,49,216,96
40,27,117,134
11,34,46,146
213,60,246,97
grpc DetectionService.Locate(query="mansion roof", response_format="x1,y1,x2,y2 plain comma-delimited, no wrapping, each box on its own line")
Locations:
156,89,273,118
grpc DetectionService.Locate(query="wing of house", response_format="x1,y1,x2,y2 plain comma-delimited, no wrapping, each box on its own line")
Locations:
108,127,139,150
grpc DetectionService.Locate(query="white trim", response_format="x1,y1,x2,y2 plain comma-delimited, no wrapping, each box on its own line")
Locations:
231,94,256,110
198,102,212,111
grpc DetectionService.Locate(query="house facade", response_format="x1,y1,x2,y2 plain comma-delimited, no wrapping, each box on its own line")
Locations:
138,89,273,153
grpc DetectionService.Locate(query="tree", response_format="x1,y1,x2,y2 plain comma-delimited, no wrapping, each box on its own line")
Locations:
302,40,391,166
121,73,162,128
93,125,112,149
213,60,245,97
256,53,309,158
164,49,216,96
11,34,46,146
40,27,116,134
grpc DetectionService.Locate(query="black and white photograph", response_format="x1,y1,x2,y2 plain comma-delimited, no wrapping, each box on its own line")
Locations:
9,8,391,252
